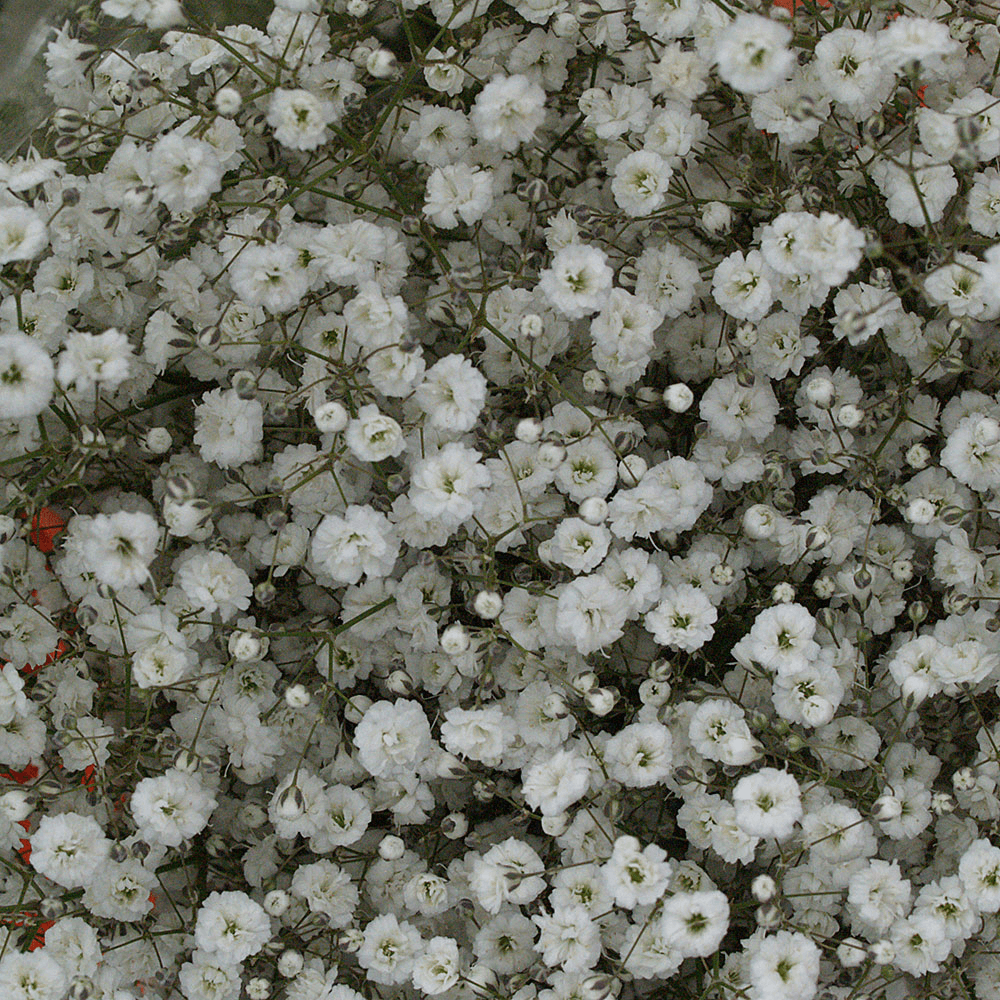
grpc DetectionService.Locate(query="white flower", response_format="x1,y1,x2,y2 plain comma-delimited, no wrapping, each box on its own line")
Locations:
56,328,133,394
412,937,461,994
194,388,264,469
82,856,157,921
131,768,218,847
79,510,159,589
659,890,730,958
149,131,225,212
470,74,546,151
0,204,47,264
470,838,547,913
353,699,434,778
602,835,672,909
539,244,614,319
0,332,54,418
547,517,611,573
959,838,1000,912
267,88,336,150
714,14,794,95
358,914,423,985
814,28,889,115
0,951,67,1000
745,603,819,676
732,768,802,840
555,574,628,654
521,747,591,815
969,168,1000,237
532,904,601,972
889,912,951,975
291,860,359,927
345,404,406,462
195,891,272,963
29,811,111,888
712,250,774,321
409,443,491,524
604,721,673,787
229,244,310,313
876,15,960,75
645,584,717,651
441,705,516,764
415,354,487,431
175,549,253,622
847,859,912,936
747,931,821,1000
611,150,671,216
311,505,400,585
178,951,243,1000
688,698,761,766
424,163,494,228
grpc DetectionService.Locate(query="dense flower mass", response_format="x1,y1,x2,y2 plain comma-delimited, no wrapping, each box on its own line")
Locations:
1,2,1000,1000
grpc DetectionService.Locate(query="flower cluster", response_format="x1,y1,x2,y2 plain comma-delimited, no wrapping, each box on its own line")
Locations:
0,2,999,1000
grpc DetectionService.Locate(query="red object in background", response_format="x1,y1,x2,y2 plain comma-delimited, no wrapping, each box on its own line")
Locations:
3,762,39,785
28,507,65,554
773,0,830,10
20,639,70,676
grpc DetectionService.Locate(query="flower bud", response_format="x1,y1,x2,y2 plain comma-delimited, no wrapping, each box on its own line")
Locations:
229,630,263,662
277,950,303,978
579,496,608,524
519,313,544,339
900,674,931,710
743,504,777,540
837,937,867,968
385,669,415,696
440,623,470,654
441,812,468,839
585,687,617,716
804,375,835,408
246,978,271,1000
618,455,647,486
344,695,372,724
239,803,268,828
953,766,976,792
639,678,670,707
751,874,776,902
541,812,570,836
144,426,172,454
905,498,936,525
174,749,201,773
871,794,902,822
473,590,503,619
662,382,694,412
285,684,311,709
537,440,566,468
580,974,616,1000
274,785,305,820
215,86,242,115
905,443,930,469
264,889,290,916
378,834,406,861
314,401,349,434
435,752,467,779
366,49,397,78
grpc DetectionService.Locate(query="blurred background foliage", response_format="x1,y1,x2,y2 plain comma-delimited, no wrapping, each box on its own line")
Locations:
0,0,273,156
